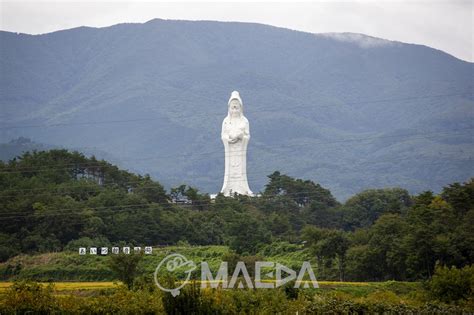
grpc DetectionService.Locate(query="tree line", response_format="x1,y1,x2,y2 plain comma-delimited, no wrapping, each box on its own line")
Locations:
0,149,472,281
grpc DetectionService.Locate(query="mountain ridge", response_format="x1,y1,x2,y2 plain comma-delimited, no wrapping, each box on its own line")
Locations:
3,18,469,64
1,19,472,200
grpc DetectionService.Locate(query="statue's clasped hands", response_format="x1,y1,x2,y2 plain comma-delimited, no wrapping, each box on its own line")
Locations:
228,132,244,144
228,136,240,144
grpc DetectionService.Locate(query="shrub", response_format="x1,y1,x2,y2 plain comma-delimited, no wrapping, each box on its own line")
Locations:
282,280,299,300
161,281,220,315
0,281,59,314
428,264,473,303
58,287,165,314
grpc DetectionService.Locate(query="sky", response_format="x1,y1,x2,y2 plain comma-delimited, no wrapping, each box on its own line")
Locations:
1,0,472,62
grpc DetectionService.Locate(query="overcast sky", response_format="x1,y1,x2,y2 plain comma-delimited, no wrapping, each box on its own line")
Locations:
1,1,472,62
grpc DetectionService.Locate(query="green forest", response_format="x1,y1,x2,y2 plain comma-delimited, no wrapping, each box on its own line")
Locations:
1,149,472,280
0,150,473,313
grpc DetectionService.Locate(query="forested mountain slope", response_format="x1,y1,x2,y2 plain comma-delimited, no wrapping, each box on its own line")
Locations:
1,19,472,199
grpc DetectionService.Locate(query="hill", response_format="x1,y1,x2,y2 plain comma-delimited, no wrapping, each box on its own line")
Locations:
1,19,473,199
0,137,117,163
1,149,472,283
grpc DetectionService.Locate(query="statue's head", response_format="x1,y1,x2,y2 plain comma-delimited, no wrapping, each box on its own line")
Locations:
228,91,243,118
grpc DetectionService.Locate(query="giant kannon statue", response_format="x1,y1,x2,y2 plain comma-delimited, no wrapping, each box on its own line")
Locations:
220,91,254,196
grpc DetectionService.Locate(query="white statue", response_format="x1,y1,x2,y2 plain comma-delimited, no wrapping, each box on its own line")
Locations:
220,91,253,196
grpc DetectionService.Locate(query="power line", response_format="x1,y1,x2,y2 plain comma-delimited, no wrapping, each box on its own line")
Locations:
0,163,335,197
0,189,339,219
1,126,472,174
0,153,471,199
0,160,471,220
0,173,266,198
0,91,471,130
0,154,472,217
0,128,471,197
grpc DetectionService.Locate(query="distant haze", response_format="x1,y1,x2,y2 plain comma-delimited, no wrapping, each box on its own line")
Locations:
0,1,472,62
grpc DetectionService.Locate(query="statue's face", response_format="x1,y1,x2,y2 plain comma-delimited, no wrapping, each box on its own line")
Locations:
229,99,242,117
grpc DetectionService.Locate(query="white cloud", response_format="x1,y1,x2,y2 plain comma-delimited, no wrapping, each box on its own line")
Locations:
319,33,399,48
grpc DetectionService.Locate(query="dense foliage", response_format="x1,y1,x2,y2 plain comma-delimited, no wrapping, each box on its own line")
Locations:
1,20,473,201
0,150,473,284
1,278,473,314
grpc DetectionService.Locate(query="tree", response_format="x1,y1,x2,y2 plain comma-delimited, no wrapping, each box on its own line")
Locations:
342,188,411,230
267,212,293,239
107,253,144,289
403,196,460,279
441,179,474,216
303,203,342,228
264,171,339,208
133,175,169,204
0,233,20,262
170,185,210,211
228,213,271,254
302,226,350,281
324,230,350,281
365,214,408,280
184,186,211,211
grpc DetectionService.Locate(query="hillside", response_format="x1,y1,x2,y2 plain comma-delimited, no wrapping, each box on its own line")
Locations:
1,149,472,283
0,137,117,163
1,19,473,199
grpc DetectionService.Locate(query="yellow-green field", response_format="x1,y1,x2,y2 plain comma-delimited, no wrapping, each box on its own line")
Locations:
1,280,471,313
0,280,396,294
0,282,120,294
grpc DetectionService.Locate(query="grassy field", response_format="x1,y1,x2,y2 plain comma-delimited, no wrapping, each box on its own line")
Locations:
0,280,409,291
0,244,472,313
0,244,316,282
0,279,424,305
0,282,119,294
0,279,471,313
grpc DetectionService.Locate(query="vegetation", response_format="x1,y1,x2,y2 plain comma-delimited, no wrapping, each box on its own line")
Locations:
0,278,473,314
2,19,473,202
107,253,144,289
427,264,474,303
0,150,473,283
0,149,473,312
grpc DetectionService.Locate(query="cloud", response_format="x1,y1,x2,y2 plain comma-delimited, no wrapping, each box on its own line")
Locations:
319,33,399,48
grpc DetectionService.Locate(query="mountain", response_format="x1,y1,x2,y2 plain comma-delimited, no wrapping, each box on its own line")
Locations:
0,137,118,164
1,19,473,200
